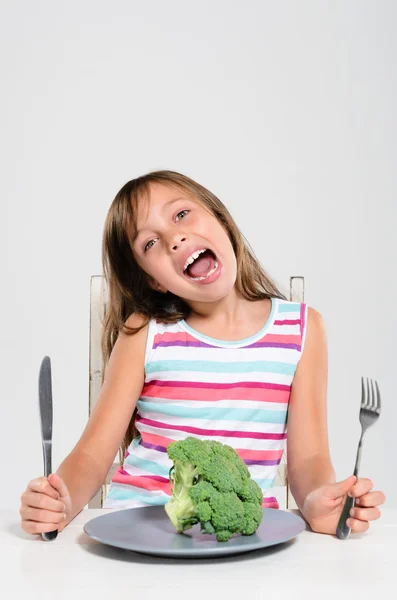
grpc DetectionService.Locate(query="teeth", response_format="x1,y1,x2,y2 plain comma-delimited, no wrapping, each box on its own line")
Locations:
183,248,207,272
188,261,218,281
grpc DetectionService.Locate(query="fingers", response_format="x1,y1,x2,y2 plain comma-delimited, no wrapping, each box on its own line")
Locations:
348,477,373,498
21,519,62,535
47,474,69,499
20,476,68,536
345,487,385,534
346,518,370,534
21,506,66,524
27,477,60,500
354,490,386,507
350,506,381,522
21,491,66,514
328,475,357,499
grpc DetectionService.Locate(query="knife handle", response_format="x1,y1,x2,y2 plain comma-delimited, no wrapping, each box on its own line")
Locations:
41,441,58,541
42,440,52,478
42,530,58,541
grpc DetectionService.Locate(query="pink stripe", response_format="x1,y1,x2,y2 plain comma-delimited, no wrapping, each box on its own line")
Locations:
262,498,279,509
274,318,300,326
140,431,175,448
154,331,195,345
112,472,172,494
143,380,290,391
154,331,301,346
257,333,301,344
142,383,289,403
158,380,289,391
136,416,286,440
236,448,284,460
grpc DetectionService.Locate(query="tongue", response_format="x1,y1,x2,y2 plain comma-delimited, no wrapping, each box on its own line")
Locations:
187,252,215,278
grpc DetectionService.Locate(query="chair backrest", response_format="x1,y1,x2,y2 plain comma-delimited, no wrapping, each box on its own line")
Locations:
89,276,108,417
88,276,305,509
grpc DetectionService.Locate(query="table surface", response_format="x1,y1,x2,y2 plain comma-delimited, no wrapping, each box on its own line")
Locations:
2,508,396,600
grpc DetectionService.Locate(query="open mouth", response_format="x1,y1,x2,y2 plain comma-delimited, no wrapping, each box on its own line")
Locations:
183,249,219,281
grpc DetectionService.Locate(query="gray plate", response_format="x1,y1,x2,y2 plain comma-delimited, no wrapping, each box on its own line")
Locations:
84,506,306,558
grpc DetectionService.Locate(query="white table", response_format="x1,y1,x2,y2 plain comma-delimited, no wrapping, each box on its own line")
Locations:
1,508,395,600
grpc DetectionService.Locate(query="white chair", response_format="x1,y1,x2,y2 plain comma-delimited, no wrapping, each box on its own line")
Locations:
88,276,305,509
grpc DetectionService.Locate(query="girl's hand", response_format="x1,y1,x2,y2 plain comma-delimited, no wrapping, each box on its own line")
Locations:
302,475,386,535
20,473,72,536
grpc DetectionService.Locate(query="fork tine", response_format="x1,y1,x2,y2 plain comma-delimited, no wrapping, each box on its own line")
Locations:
365,377,371,408
361,376,366,407
373,379,377,409
375,380,381,413
368,379,373,409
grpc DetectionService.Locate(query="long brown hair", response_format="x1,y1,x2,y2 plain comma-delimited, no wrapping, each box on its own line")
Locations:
101,170,287,463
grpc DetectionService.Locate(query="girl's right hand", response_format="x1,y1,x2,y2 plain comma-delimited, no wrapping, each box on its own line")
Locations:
20,473,72,536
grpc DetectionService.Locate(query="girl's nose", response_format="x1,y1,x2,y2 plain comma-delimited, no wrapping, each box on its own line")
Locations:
171,236,186,251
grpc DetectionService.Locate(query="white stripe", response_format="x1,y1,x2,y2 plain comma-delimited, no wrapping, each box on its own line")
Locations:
272,323,301,334
249,465,279,479
128,443,171,464
121,460,171,477
139,397,289,411
145,370,294,385
137,412,286,433
152,345,300,362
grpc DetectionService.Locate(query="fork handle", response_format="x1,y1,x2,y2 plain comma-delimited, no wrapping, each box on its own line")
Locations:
336,431,364,540
352,431,365,478
336,494,355,539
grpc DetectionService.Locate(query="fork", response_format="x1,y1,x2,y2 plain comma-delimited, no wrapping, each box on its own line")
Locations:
336,377,381,540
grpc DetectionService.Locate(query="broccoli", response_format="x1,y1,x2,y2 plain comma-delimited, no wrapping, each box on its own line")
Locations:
164,437,263,542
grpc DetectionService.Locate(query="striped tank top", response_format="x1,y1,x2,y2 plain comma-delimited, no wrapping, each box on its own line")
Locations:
104,297,308,510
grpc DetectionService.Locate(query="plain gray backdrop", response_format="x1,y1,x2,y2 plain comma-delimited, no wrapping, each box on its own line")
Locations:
1,0,396,509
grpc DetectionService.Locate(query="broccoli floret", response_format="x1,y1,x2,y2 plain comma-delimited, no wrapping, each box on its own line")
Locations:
164,437,263,542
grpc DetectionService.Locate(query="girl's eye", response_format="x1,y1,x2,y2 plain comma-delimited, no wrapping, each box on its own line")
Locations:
176,209,189,221
144,239,155,252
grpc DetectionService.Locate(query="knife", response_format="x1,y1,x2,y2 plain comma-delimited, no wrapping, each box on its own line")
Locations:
38,356,58,541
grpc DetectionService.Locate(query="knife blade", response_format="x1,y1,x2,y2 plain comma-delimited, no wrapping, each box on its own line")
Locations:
38,356,58,541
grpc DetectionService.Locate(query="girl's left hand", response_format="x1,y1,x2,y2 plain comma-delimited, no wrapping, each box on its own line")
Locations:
302,475,386,535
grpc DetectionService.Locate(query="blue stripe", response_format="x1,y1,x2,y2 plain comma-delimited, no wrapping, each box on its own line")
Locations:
137,400,287,423
106,486,169,505
278,302,300,313
253,477,276,489
146,360,296,376
124,452,171,477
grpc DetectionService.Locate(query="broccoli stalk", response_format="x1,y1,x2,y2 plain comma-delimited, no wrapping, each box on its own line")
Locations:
164,437,264,542
165,460,200,532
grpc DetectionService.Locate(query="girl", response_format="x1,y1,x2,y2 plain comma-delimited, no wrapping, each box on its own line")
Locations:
20,170,385,536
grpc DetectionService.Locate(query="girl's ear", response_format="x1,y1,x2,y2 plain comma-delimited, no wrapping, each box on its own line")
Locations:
148,278,168,294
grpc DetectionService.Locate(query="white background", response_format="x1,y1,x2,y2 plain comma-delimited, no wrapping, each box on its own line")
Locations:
1,0,395,509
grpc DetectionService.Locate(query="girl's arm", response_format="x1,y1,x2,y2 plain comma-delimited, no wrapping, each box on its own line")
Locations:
286,307,336,519
56,313,148,526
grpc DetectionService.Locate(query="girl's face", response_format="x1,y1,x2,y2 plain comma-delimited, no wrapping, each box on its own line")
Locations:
132,182,237,303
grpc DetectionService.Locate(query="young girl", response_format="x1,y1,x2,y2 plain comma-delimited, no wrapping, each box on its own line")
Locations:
20,170,385,536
